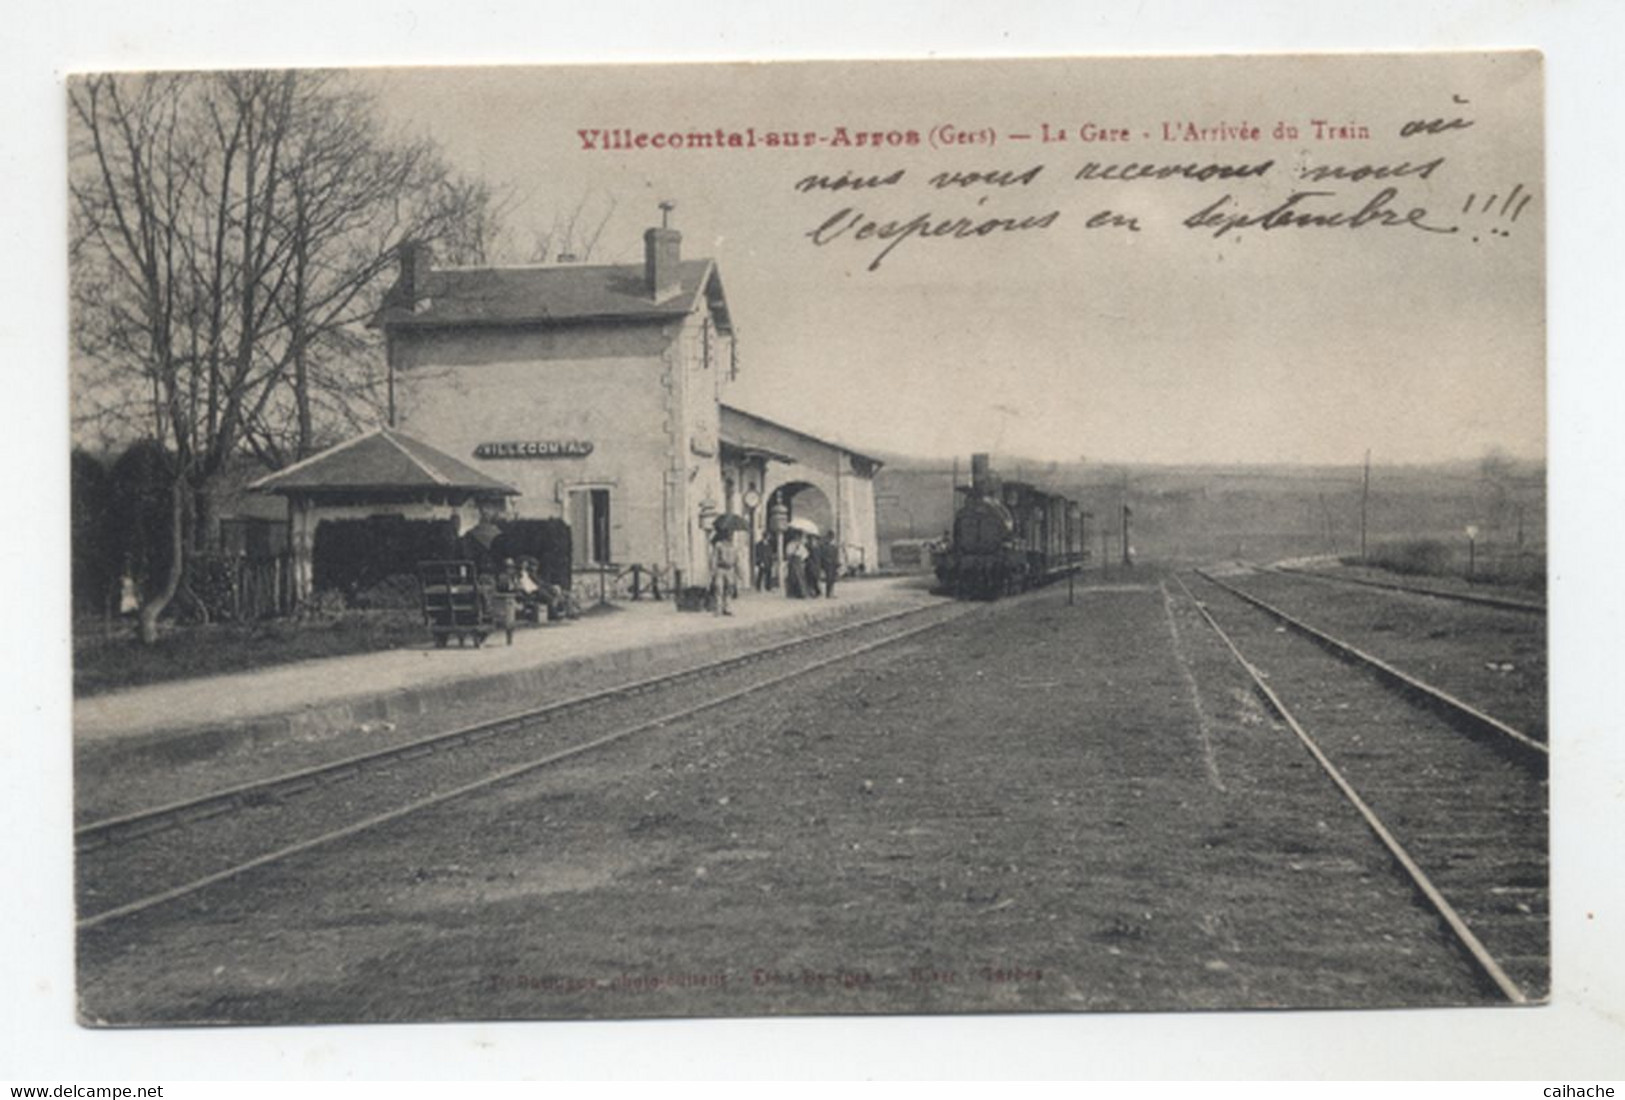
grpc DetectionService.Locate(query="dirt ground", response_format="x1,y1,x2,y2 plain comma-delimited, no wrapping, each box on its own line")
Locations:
75,585,944,824
1184,571,1549,999
1212,569,1547,740
78,574,1502,1025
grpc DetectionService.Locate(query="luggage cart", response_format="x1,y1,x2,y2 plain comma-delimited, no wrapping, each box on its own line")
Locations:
418,560,508,647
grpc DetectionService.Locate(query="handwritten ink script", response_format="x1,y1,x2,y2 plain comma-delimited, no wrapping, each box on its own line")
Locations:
577,103,1534,272
790,106,1510,270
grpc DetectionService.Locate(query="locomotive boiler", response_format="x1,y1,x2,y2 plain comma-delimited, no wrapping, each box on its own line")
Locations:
934,454,1085,599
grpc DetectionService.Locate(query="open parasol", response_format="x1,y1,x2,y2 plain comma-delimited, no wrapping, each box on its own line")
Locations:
712,513,749,533
786,516,821,536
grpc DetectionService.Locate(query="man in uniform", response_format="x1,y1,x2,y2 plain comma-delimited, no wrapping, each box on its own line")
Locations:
753,534,773,591
817,529,842,598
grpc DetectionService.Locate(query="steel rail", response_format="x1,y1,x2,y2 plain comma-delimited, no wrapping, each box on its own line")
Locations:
1266,564,1546,615
79,601,962,851
1172,573,1531,1005
1195,569,1547,766
76,600,958,852
77,606,971,930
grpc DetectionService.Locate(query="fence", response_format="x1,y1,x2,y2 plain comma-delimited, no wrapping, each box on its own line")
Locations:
196,553,297,621
569,563,670,606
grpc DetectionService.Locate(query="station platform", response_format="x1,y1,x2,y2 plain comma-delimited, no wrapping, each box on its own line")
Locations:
74,576,940,771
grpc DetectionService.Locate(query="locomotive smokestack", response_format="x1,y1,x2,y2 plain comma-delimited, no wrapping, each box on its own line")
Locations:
971,453,994,496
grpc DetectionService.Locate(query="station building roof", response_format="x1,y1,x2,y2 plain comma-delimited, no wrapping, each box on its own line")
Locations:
720,404,884,474
249,428,518,497
375,258,731,332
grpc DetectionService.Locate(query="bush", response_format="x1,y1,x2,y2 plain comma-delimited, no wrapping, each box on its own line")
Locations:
186,554,240,622
1385,540,1453,576
309,515,575,609
351,572,422,611
1357,539,1456,578
71,450,119,618
312,516,461,597
108,440,177,605
305,588,350,618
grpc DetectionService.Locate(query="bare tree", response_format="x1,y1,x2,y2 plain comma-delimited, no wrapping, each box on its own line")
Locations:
69,70,500,640
524,190,619,263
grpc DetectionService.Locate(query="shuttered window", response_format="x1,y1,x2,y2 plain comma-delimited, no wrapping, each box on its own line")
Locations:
568,488,612,565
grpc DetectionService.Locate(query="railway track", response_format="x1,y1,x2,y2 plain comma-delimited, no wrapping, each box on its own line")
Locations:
1178,571,1549,1003
1235,562,1550,743
1199,569,1547,761
76,598,977,931
1266,563,1546,615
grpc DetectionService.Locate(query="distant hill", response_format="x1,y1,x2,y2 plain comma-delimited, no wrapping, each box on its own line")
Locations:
872,453,1545,567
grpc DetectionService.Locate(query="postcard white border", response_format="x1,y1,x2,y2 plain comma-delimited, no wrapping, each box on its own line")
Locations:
6,0,1623,1081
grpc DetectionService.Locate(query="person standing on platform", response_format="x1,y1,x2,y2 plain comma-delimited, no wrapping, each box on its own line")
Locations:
753,534,773,591
709,528,741,616
804,535,822,598
817,530,841,598
785,534,808,598
493,559,520,643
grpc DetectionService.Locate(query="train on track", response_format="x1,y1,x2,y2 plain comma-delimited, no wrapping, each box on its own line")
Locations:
934,454,1086,599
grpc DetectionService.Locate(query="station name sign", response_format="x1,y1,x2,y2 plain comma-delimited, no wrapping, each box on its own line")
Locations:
474,440,594,459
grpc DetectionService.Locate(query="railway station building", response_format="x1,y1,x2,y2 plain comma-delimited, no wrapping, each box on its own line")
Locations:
262,219,881,604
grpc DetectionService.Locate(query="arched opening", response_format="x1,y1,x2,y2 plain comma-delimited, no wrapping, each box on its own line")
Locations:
762,480,835,597
770,480,834,535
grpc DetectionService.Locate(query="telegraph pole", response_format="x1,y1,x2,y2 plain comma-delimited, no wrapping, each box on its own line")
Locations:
1360,448,1371,561
1120,471,1132,567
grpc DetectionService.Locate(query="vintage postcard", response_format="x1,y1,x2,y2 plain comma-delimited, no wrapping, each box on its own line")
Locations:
68,52,1545,1025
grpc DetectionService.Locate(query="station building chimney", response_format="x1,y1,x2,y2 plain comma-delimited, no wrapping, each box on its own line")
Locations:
645,200,681,301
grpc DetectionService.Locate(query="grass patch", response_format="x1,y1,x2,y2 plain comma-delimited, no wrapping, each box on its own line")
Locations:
1341,540,1546,595
74,595,630,697
73,610,426,697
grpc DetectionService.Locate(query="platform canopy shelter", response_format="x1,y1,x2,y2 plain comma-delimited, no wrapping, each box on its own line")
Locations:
250,427,518,606
719,404,883,576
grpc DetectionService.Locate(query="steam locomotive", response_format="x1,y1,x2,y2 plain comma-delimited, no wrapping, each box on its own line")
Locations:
934,454,1086,599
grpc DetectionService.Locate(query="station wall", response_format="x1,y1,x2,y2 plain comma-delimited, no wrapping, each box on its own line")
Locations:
392,300,734,586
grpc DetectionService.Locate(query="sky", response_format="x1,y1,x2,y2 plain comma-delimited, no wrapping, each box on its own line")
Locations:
364,53,1544,468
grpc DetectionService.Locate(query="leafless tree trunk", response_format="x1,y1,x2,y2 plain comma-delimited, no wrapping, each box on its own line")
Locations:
138,480,186,644
70,70,502,637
